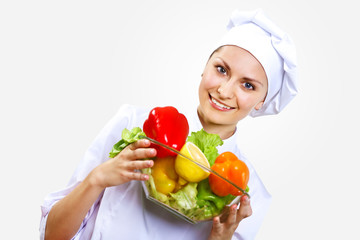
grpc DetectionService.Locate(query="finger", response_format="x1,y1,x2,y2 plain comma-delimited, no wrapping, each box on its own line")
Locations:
124,170,151,181
130,148,157,160
212,216,222,232
126,159,154,171
128,139,151,150
236,195,252,223
226,204,238,225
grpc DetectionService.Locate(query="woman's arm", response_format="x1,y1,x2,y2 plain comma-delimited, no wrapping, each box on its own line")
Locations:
44,139,155,240
44,174,104,240
208,195,252,240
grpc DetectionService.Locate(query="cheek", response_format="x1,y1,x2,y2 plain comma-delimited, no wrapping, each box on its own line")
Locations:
198,80,208,102
201,72,221,90
235,92,260,109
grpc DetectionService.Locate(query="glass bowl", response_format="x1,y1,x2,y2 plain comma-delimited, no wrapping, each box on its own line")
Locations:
141,168,241,224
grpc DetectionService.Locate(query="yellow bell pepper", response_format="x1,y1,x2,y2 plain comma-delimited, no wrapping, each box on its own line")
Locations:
151,156,179,195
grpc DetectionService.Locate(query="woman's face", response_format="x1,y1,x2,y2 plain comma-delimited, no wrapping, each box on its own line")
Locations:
198,45,268,129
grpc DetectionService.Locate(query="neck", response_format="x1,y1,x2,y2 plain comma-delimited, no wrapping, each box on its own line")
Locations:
197,110,236,140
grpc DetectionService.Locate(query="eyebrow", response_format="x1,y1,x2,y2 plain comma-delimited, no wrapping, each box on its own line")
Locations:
244,77,264,87
216,57,265,87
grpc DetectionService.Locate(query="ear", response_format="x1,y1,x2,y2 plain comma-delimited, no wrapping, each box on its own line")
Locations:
254,101,264,111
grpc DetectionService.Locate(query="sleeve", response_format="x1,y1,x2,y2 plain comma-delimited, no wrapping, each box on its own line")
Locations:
232,152,272,240
39,104,142,239
39,183,104,240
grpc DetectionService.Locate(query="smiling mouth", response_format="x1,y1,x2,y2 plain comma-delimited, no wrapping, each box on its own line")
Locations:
209,94,234,110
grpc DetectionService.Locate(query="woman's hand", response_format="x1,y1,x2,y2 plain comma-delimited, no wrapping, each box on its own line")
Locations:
208,195,252,240
46,140,156,240
89,139,156,189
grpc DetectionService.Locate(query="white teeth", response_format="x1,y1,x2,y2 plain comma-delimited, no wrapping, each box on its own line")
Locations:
211,97,231,109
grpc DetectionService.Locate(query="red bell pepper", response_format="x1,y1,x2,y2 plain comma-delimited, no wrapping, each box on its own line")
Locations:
143,106,189,158
208,152,249,197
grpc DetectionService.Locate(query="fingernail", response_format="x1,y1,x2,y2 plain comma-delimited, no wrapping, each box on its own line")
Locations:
150,149,157,155
231,206,237,213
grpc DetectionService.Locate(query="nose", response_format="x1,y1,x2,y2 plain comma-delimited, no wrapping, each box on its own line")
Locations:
217,79,234,99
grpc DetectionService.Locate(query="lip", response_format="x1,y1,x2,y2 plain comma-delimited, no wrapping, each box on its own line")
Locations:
208,94,235,111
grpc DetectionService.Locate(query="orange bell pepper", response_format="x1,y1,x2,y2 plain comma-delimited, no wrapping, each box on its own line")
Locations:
208,152,249,197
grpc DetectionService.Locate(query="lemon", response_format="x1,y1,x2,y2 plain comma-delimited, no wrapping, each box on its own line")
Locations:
175,142,210,182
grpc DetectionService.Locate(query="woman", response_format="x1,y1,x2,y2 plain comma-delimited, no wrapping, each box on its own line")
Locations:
40,9,298,240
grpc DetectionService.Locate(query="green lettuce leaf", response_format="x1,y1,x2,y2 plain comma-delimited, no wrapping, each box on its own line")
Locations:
187,129,223,166
169,183,198,211
109,127,146,158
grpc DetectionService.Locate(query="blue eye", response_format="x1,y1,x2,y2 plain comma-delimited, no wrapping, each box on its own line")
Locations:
243,82,254,90
217,66,227,75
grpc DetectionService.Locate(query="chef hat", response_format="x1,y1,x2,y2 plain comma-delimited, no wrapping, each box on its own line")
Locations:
215,9,298,117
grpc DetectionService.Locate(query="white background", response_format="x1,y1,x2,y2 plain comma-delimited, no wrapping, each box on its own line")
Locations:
1,0,359,239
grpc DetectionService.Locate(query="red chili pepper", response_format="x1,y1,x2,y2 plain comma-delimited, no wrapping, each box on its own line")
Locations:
143,106,189,158
208,152,249,197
